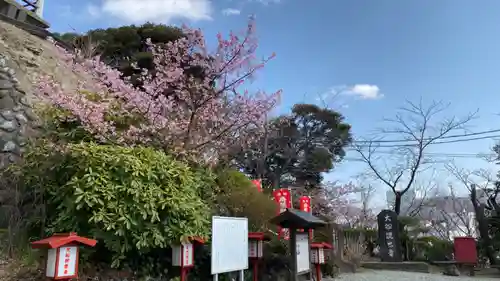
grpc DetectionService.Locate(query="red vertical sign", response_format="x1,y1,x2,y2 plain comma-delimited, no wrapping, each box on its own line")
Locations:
251,179,262,192
454,237,477,264
299,196,314,241
273,188,291,240
64,247,71,274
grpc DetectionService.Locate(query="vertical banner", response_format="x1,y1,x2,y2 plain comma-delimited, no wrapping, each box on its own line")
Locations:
273,189,292,240
251,179,263,192
299,196,314,240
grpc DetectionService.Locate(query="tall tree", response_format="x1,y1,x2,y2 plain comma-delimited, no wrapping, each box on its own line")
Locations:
89,23,184,72
55,23,185,86
354,100,476,215
232,103,352,189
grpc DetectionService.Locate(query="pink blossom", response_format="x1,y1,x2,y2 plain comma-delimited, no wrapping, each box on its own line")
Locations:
35,17,281,163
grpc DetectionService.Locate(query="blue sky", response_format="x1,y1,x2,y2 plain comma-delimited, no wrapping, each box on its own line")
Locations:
40,0,500,205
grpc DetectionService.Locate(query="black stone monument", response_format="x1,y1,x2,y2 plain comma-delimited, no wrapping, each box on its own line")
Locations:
377,209,402,262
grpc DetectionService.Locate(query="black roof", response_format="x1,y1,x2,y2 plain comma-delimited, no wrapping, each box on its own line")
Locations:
269,208,327,229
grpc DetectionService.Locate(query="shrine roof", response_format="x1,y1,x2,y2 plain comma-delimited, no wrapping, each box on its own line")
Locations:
31,232,97,249
269,208,326,229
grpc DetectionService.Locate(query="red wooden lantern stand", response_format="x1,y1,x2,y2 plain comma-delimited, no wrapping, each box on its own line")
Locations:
171,237,204,281
31,232,97,280
310,242,333,281
248,232,269,281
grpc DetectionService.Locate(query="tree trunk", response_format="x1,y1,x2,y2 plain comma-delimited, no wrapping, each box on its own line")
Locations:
394,191,402,215
471,187,497,265
475,204,497,265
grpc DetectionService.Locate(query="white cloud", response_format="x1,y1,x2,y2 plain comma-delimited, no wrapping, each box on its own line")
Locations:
89,0,213,24
313,84,382,109
344,84,383,100
221,8,241,15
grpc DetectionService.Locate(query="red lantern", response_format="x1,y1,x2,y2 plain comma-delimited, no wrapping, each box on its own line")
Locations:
248,232,269,281
311,242,333,281
299,196,314,240
31,232,97,280
273,189,291,240
172,237,204,281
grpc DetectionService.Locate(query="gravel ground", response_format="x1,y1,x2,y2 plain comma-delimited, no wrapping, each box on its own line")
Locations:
329,270,498,281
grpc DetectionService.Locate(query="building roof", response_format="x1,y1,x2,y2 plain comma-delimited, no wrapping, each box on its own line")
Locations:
269,208,327,229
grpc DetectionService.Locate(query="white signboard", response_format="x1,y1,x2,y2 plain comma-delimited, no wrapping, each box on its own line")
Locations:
57,246,78,277
211,216,249,274
296,233,310,273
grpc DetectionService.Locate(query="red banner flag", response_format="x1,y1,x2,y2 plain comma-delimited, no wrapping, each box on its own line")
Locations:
299,196,314,241
273,189,292,240
251,179,262,192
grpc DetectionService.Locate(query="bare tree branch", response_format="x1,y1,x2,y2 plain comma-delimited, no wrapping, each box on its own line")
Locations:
445,161,494,201
425,184,476,239
360,184,377,228
354,99,477,214
405,173,440,217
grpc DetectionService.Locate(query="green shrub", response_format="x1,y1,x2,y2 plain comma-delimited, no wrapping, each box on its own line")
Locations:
214,169,276,232
414,236,454,261
158,169,279,281
16,141,211,267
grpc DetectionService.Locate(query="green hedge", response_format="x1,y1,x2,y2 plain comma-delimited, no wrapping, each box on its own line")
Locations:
414,236,454,261
15,141,212,268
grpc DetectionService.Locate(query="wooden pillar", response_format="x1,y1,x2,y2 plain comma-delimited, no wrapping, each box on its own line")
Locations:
289,229,298,281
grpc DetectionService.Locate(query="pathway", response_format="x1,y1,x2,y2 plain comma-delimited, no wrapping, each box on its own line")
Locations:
329,270,498,281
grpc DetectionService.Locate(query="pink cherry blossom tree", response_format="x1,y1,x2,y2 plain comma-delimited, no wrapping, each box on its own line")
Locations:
311,182,360,219
36,16,281,163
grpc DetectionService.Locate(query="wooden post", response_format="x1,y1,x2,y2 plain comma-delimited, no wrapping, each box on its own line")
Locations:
251,259,258,281
315,264,322,281
289,228,298,281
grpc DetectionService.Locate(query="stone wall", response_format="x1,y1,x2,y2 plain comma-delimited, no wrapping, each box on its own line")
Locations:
0,20,91,170
0,54,37,168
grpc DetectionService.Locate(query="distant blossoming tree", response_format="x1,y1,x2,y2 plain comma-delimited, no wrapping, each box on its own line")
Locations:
36,16,281,163
310,182,361,220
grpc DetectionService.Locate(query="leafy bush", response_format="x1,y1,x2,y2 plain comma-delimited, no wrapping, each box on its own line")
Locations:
154,168,279,281
214,169,276,232
260,238,291,281
414,236,454,261
15,141,211,267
